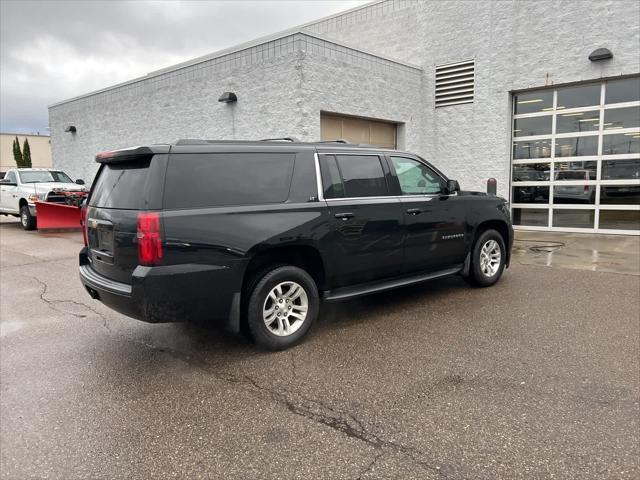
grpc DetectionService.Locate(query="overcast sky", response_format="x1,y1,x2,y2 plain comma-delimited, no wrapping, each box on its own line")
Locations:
0,0,367,134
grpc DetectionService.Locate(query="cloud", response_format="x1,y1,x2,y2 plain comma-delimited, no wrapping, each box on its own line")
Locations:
0,0,367,133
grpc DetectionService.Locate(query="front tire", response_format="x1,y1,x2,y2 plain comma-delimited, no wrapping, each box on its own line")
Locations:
246,266,319,350
20,205,37,230
465,229,506,287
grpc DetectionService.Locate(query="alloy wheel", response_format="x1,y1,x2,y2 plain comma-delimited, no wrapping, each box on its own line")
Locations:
262,281,308,336
480,239,501,277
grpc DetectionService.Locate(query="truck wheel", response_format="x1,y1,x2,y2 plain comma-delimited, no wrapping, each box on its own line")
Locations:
246,265,319,350
465,229,505,287
20,205,37,230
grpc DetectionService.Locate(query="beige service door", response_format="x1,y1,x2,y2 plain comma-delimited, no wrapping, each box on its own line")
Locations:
320,113,396,148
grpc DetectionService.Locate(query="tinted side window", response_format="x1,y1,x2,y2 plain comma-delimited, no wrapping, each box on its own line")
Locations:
164,153,295,208
390,157,443,194
334,155,388,198
89,160,151,209
319,155,345,199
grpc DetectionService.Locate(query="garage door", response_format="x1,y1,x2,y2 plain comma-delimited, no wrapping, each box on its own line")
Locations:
511,76,640,234
321,113,397,148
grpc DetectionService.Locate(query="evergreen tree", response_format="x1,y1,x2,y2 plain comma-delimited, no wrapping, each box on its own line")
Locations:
22,138,32,167
13,136,23,167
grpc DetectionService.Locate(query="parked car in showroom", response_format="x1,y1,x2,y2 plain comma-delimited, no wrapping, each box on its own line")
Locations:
79,139,513,350
553,170,596,204
0,168,86,230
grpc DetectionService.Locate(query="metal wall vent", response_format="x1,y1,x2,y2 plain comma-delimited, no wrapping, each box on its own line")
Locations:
435,59,475,108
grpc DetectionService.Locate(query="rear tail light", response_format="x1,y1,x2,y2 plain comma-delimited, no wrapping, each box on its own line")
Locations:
137,212,163,266
80,204,88,246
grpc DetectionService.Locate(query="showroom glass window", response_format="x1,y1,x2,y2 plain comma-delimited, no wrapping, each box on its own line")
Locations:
511,76,640,233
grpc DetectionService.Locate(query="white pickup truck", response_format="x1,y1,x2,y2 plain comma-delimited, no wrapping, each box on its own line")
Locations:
0,168,87,230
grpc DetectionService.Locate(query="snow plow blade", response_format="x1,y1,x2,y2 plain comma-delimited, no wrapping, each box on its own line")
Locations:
35,201,82,230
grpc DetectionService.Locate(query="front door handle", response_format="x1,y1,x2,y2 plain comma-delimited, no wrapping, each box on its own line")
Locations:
406,208,423,215
334,212,354,220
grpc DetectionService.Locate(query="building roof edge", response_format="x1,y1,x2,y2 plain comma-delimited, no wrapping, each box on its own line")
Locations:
49,25,420,109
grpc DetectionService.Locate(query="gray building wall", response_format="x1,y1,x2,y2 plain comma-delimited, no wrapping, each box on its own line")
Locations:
50,50,303,182
50,0,640,198
49,32,422,183
306,0,640,195
298,49,423,151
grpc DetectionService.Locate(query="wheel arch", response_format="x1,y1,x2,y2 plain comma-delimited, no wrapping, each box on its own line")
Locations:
241,244,327,296
238,244,326,336
470,219,511,266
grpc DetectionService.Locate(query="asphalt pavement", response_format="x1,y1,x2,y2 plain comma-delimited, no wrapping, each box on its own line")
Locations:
1,217,638,479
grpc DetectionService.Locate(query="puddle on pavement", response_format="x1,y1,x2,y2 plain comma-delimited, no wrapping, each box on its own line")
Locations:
513,234,640,275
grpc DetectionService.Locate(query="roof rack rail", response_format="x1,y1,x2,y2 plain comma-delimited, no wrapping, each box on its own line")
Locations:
259,137,299,142
316,139,352,144
174,139,210,145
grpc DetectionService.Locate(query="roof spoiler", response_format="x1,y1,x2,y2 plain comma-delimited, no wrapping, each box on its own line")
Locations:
95,145,170,163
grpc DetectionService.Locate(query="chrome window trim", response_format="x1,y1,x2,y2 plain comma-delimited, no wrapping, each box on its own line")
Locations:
325,196,400,203
318,152,386,156
396,194,439,200
316,151,394,200
316,151,457,201
313,152,324,201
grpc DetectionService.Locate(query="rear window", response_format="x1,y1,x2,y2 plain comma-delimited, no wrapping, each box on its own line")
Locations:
89,160,151,209
318,155,345,199
164,153,295,209
335,155,388,198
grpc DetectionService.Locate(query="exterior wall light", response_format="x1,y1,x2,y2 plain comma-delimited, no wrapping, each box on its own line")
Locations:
64,125,77,133
589,48,613,61
218,92,238,103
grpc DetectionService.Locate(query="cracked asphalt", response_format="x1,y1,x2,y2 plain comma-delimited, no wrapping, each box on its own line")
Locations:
1,217,639,479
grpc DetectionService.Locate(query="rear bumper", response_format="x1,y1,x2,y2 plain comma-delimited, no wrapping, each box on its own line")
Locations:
79,248,242,331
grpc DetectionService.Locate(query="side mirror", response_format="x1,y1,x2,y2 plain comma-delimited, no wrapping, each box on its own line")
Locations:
445,179,460,195
75,179,85,185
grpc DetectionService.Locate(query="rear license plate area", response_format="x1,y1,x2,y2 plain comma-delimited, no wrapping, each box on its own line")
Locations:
88,220,115,264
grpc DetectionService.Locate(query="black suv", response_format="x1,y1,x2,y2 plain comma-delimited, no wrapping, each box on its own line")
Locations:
79,139,513,350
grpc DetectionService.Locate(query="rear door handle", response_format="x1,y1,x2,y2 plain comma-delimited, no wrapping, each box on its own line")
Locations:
406,208,423,215
334,212,354,220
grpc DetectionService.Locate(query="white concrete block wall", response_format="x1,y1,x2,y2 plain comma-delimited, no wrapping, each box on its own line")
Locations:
419,0,640,197
49,54,304,182
298,51,423,152
307,0,640,197
49,32,424,183
50,0,640,198
305,0,423,65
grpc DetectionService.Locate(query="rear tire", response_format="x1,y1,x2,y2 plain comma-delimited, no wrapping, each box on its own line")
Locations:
246,265,319,350
465,229,506,287
20,205,37,231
